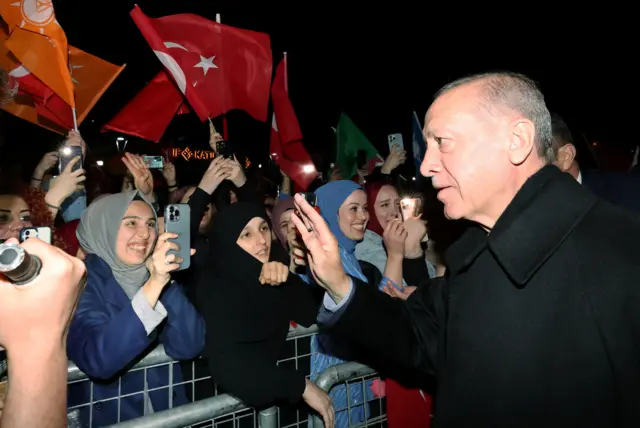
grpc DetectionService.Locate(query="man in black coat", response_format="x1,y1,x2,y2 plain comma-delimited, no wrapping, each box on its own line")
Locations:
551,113,640,213
290,72,640,427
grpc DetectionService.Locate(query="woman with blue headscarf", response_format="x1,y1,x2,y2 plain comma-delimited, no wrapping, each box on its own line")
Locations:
306,180,405,427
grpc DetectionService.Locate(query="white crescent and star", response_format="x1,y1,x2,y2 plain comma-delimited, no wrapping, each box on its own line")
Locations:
153,41,219,94
194,55,217,76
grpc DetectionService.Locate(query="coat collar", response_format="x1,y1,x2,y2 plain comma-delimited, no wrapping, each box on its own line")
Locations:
84,254,133,305
446,165,598,287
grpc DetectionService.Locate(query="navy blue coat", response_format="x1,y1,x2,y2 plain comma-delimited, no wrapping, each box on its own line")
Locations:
67,254,205,426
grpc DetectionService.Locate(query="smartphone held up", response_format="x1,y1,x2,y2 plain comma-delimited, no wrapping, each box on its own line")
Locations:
400,197,422,221
215,139,235,159
19,227,52,245
295,193,319,237
143,155,164,169
58,145,83,174
164,204,191,271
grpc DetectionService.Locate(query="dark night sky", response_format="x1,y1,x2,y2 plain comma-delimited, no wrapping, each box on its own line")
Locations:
1,2,636,183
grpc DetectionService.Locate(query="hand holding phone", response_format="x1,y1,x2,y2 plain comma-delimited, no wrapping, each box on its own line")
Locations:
143,156,164,169
58,145,83,175
388,133,404,153
163,204,191,271
400,198,422,221
216,139,235,159
295,193,319,237
19,227,52,245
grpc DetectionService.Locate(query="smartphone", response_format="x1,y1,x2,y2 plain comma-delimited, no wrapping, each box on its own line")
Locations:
58,145,83,174
400,198,422,221
143,155,164,169
388,133,404,153
163,204,191,271
19,226,52,245
216,139,235,159
302,192,318,210
295,192,319,240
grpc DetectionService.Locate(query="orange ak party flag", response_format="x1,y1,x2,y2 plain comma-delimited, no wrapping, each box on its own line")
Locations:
0,0,75,107
0,35,125,133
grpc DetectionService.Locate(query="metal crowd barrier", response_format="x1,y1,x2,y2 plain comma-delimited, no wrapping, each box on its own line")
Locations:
67,325,319,427
108,362,384,428
1,325,387,427
310,362,381,428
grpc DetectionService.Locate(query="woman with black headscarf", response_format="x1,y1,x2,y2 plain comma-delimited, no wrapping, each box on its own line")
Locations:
197,202,335,427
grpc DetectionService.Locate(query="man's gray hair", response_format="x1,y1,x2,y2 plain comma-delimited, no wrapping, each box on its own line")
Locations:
435,72,554,163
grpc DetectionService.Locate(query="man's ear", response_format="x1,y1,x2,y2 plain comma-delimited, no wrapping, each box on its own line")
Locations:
507,119,536,165
556,144,577,172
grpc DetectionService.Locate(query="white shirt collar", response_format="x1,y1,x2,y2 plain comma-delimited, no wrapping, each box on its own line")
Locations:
576,171,582,184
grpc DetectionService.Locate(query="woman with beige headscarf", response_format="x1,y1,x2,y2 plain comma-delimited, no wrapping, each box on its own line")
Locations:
66,190,204,427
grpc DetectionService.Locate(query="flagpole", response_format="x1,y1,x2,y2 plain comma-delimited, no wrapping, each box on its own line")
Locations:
283,52,288,94
215,13,229,141
72,107,78,130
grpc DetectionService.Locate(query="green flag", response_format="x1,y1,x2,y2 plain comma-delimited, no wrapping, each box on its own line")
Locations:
336,113,381,178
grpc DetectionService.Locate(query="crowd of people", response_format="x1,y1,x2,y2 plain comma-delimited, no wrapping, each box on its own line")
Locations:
1,71,639,428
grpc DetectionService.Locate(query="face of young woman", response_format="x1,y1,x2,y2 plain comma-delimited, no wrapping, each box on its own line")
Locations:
374,185,400,230
236,217,272,263
0,195,32,241
115,201,157,266
338,189,369,241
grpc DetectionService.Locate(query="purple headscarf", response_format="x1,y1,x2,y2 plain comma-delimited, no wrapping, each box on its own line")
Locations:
271,197,295,248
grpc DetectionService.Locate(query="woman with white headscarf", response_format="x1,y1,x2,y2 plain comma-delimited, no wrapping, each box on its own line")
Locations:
66,190,205,427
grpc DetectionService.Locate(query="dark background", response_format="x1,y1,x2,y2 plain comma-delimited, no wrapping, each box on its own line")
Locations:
1,2,636,185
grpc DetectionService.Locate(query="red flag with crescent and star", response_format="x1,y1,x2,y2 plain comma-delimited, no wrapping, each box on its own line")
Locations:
130,5,272,123
102,71,190,143
270,57,317,190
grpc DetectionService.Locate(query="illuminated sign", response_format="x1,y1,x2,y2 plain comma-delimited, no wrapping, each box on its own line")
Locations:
168,148,252,170
169,147,215,161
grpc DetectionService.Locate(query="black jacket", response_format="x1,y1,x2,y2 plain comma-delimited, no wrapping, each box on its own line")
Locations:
197,203,318,409
325,165,640,427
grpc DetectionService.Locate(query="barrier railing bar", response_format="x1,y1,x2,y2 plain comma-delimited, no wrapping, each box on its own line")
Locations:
67,325,320,383
106,362,377,427
106,393,246,428
311,362,377,428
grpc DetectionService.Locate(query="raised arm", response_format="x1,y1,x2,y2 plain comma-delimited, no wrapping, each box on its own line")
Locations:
291,193,442,377
0,238,85,428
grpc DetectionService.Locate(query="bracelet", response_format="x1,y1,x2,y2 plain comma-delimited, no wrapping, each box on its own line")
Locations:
31,177,42,182
46,202,60,210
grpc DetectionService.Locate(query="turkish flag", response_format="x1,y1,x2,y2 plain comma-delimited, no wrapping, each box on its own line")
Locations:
0,0,75,107
130,5,272,123
6,63,72,129
102,71,189,143
270,58,317,190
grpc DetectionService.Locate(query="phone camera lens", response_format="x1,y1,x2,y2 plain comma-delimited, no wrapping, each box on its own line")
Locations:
174,210,180,217
169,206,175,212
169,214,175,221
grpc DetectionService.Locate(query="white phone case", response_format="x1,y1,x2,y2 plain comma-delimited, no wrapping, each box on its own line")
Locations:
388,133,404,152
20,227,52,245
